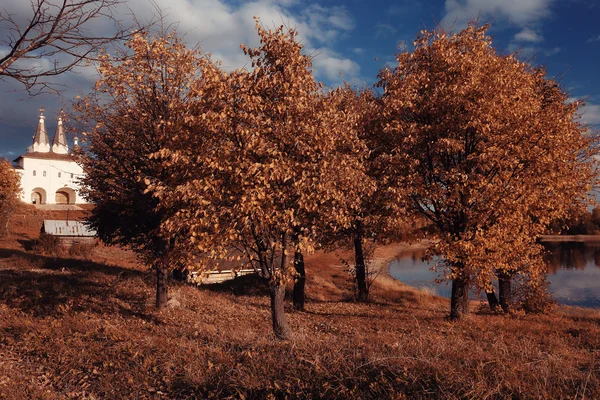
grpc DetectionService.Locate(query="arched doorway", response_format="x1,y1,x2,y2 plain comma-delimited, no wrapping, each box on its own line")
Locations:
55,191,69,204
31,188,47,205
55,187,76,204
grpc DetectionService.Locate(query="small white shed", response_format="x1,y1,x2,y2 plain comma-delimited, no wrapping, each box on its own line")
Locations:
41,220,97,246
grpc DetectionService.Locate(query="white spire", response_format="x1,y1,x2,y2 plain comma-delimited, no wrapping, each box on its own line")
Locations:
51,111,69,154
27,108,50,153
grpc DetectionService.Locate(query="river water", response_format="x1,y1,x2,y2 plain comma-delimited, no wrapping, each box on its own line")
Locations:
388,243,600,308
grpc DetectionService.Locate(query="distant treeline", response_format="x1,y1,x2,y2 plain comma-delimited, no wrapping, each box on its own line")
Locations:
552,208,600,235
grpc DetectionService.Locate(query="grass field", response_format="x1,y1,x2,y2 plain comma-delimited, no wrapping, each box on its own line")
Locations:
0,205,599,399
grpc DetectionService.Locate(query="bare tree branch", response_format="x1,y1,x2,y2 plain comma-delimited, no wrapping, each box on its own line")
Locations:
0,0,131,93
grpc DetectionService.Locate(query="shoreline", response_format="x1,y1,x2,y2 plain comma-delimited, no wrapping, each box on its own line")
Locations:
374,240,600,313
369,240,431,283
539,235,600,243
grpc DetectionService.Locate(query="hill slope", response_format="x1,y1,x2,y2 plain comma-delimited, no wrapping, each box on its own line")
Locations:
0,206,599,399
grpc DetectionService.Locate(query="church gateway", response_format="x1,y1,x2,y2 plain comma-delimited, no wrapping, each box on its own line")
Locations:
12,109,88,205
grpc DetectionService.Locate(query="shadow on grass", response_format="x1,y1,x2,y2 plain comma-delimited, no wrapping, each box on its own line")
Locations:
0,247,143,277
16,238,36,251
200,273,269,297
0,247,154,321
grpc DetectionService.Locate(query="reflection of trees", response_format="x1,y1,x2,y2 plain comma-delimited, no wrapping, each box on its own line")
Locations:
593,248,600,269
545,245,562,274
543,243,591,273
396,249,427,263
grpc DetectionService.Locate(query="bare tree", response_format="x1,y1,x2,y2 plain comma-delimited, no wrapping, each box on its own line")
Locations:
0,0,128,93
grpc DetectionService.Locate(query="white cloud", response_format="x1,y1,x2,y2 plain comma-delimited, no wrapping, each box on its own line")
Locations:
587,35,600,43
544,46,561,56
581,103,600,126
442,0,554,57
506,44,560,59
442,0,553,28
514,28,544,43
0,0,362,137
311,48,360,82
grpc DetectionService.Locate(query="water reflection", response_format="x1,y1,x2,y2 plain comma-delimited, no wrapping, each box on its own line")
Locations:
388,243,600,308
544,242,600,273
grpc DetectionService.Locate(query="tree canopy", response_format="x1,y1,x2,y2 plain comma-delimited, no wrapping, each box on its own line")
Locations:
377,23,598,318
150,20,372,338
73,30,214,308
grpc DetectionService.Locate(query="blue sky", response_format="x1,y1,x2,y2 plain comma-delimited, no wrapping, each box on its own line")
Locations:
1,0,599,159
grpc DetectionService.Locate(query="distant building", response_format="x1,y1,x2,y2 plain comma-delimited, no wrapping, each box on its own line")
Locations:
12,109,88,205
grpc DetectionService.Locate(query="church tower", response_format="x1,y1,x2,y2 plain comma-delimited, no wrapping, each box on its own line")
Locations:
26,108,50,153
13,107,88,205
51,112,69,154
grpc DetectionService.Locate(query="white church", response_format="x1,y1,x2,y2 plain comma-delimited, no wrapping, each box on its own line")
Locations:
12,109,88,205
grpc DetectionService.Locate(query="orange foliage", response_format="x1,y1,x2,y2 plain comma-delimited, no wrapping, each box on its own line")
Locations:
0,159,22,236
377,23,599,318
150,20,372,338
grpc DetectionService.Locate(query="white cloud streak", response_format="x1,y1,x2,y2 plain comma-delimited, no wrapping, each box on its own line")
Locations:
581,103,600,126
587,35,600,43
442,0,553,28
514,28,544,43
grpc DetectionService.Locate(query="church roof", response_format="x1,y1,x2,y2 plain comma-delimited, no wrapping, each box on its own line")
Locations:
14,152,75,162
42,220,96,237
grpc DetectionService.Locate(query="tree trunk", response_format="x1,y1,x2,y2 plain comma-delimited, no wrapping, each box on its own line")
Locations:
450,263,469,319
486,289,500,311
498,272,512,313
270,281,290,340
269,232,291,340
156,263,168,309
259,250,270,279
293,248,306,311
353,221,368,302
485,280,500,311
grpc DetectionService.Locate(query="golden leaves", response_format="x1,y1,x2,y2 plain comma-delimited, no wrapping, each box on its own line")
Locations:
377,21,599,289
0,159,22,235
129,22,375,280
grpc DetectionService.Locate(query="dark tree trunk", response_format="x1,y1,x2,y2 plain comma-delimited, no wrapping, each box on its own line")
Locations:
293,248,306,311
269,232,291,340
485,278,500,311
156,263,168,309
450,263,469,319
498,272,512,313
353,221,368,302
486,288,500,311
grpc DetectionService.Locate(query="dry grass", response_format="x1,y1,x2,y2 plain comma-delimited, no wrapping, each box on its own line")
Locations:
0,209,599,399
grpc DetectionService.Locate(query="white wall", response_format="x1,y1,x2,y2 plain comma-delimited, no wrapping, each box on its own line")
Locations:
15,157,88,204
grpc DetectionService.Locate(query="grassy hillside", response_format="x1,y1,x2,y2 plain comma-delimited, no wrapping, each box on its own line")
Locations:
0,205,599,399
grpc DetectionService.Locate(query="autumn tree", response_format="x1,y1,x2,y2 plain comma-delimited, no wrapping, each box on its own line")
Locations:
294,86,376,306
378,23,598,319
0,159,22,236
0,0,129,93
73,31,214,309
314,86,405,302
150,21,370,339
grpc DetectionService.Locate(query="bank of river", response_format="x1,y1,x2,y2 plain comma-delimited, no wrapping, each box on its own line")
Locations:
388,241,600,308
